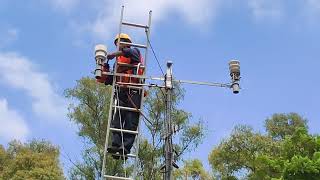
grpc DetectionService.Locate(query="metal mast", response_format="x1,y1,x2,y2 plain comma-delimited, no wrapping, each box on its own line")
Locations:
164,62,173,180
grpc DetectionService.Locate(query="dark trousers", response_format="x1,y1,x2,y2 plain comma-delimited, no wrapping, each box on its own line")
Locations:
111,88,141,152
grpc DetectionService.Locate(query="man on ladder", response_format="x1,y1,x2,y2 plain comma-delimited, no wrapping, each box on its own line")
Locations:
99,6,151,179
106,33,144,159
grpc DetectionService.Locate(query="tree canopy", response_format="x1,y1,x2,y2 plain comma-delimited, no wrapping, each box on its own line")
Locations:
65,77,206,179
174,159,212,179
0,140,64,180
208,113,320,180
65,77,124,179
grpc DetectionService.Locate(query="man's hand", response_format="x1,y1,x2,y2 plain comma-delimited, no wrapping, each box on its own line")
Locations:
107,54,116,60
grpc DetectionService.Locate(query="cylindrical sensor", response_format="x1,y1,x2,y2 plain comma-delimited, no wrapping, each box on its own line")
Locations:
94,44,107,80
229,60,240,74
229,60,240,81
95,64,103,79
232,83,240,94
95,44,107,62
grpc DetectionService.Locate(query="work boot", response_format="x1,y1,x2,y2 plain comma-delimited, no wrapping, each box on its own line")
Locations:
117,147,130,155
107,146,119,154
112,153,128,160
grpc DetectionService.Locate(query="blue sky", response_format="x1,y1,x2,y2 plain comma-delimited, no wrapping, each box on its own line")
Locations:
1,0,320,175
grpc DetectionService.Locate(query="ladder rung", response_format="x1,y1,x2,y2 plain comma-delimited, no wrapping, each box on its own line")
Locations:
104,175,133,180
108,153,136,158
115,83,144,90
113,105,140,112
103,72,146,79
110,128,139,135
120,41,147,49
122,21,149,29
117,62,145,69
117,82,162,88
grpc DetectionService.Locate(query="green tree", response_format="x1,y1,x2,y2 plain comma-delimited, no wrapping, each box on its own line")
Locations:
209,125,280,179
65,77,206,179
0,140,64,180
138,84,206,179
208,113,320,180
281,128,320,180
265,113,307,140
65,77,124,179
174,159,213,180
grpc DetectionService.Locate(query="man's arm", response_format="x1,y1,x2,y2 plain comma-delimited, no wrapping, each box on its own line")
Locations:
107,48,140,63
122,48,140,63
107,51,123,60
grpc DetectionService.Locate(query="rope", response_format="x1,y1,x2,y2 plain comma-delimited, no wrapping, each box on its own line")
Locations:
145,35,169,100
127,91,153,126
146,32,165,76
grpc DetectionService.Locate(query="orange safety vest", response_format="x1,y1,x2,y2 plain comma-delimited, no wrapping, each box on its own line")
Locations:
116,55,144,84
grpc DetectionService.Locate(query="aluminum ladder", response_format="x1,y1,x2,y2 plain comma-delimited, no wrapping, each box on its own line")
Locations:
101,6,152,180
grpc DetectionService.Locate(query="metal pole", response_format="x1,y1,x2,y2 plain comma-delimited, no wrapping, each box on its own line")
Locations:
165,61,173,180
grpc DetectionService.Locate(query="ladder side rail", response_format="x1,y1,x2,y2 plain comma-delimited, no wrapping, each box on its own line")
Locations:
144,10,152,74
133,10,153,179
101,5,125,180
133,118,141,178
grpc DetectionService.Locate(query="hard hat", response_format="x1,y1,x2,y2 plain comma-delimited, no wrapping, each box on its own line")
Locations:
114,33,132,45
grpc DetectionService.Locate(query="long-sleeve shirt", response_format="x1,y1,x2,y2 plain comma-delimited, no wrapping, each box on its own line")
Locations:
122,47,141,64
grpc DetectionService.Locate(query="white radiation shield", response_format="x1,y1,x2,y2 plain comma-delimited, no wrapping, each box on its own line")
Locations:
229,60,240,94
94,44,107,79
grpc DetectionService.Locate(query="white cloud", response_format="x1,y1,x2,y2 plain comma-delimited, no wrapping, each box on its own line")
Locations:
7,28,18,40
49,0,320,42
306,0,320,15
91,0,220,40
308,0,320,10
0,52,67,121
0,98,29,141
0,28,19,48
247,0,283,20
49,0,79,10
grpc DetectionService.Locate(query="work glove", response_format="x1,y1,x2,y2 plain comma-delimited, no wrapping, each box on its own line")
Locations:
107,54,116,60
